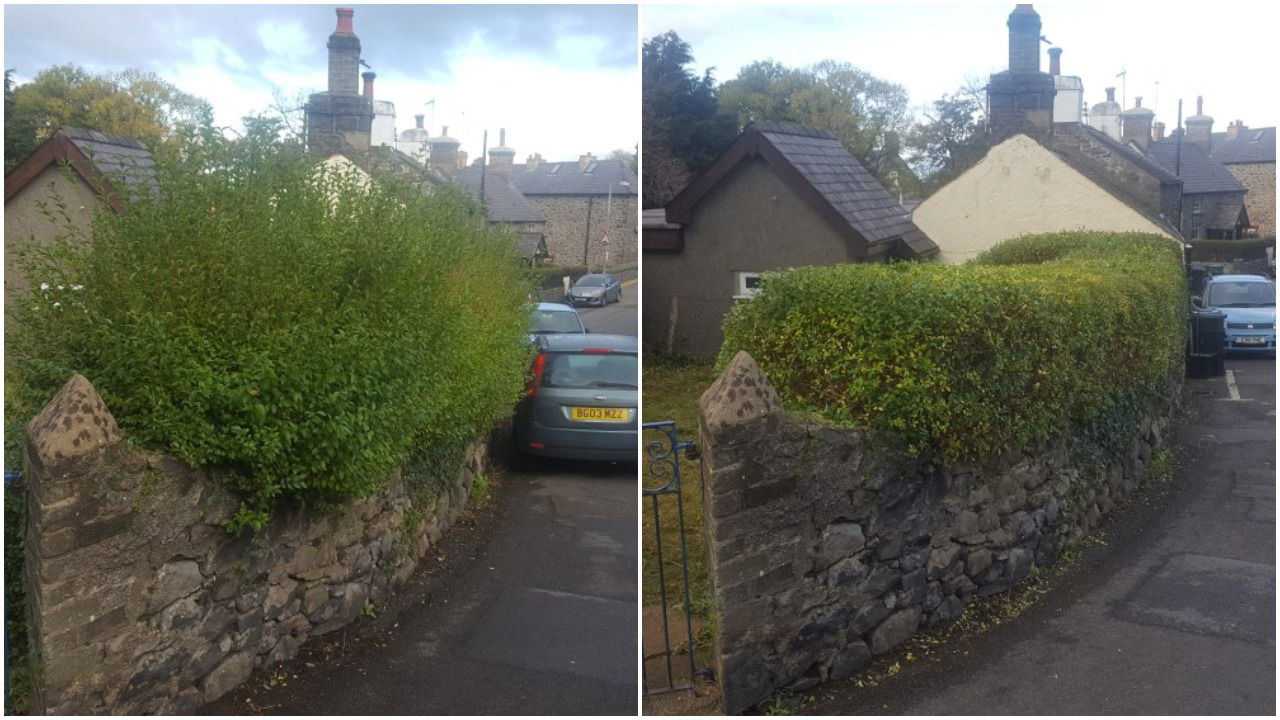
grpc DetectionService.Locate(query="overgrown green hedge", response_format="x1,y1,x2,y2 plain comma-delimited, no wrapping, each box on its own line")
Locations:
719,232,1186,463
6,131,532,530
526,264,589,291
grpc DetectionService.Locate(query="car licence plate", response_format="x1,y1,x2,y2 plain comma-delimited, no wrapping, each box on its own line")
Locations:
571,407,628,422
1235,336,1267,345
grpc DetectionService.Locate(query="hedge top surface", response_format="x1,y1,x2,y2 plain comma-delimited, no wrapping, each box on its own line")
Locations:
718,231,1186,463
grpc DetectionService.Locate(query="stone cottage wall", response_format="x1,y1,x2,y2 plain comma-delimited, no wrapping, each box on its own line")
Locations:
1226,162,1276,236
698,353,1179,713
531,195,638,269
23,375,489,714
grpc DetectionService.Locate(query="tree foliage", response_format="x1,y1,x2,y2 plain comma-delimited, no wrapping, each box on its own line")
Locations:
642,31,737,208
904,79,990,197
718,59,917,191
4,64,213,170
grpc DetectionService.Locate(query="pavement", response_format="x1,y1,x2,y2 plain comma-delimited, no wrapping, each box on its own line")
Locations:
202,287,640,715
203,460,638,715
808,355,1276,715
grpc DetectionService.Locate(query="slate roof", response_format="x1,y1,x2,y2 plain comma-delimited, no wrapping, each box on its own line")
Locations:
453,166,545,224
1146,136,1246,194
757,122,923,246
5,126,158,212
61,127,158,195
1210,127,1276,164
666,121,936,258
510,158,637,196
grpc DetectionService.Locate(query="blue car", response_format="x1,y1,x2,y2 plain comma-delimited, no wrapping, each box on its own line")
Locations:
1200,274,1276,353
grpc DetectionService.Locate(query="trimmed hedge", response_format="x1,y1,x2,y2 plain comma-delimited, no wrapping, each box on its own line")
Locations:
719,232,1186,463
6,131,532,529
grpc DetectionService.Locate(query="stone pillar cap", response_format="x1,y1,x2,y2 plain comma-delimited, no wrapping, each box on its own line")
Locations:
699,351,784,433
27,374,121,466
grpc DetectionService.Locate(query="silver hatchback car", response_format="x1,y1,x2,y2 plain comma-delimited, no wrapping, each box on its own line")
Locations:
568,273,622,307
514,333,637,463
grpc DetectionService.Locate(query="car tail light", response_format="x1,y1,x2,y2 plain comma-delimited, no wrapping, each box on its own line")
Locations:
528,352,548,397
581,348,613,355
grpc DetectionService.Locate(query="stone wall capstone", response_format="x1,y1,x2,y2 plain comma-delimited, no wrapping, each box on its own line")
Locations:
698,352,1180,713
24,375,489,714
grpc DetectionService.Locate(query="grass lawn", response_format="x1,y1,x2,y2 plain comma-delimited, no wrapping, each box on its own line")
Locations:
641,356,718,619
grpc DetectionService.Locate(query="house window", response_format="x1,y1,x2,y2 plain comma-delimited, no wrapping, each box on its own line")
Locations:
1191,217,1202,239
1192,195,1202,213
735,272,764,299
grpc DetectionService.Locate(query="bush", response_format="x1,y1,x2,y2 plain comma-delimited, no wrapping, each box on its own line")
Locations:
719,232,1186,463
6,130,533,525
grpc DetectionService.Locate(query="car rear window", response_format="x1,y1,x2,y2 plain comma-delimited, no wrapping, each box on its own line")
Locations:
530,309,583,333
541,352,637,389
1207,281,1276,307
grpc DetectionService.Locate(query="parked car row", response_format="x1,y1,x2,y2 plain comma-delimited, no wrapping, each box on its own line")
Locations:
519,274,636,465
1195,274,1276,354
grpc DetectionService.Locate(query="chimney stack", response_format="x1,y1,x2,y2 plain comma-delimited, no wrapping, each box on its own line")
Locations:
429,125,460,173
1184,95,1215,151
1226,119,1246,140
1007,4,1042,72
987,4,1057,132
578,152,597,171
526,153,543,171
361,71,375,100
1048,47,1062,76
488,127,516,179
306,7,374,157
1121,96,1155,150
327,8,361,95
1153,121,1165,142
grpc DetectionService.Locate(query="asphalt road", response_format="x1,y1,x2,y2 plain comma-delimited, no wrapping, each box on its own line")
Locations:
807,354,1276,715
574,279,637,336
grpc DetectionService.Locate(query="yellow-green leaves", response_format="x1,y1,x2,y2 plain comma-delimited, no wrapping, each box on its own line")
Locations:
719,232,1186,464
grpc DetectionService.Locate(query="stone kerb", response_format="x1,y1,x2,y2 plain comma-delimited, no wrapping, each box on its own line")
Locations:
697,353,1179,714
23,374,486,714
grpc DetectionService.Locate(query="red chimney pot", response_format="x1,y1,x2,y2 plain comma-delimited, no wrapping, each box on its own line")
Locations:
362,71,375,100
335,7,355,35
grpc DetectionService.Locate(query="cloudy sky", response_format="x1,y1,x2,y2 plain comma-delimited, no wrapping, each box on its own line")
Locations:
5,3,638,162
641,2,1278,131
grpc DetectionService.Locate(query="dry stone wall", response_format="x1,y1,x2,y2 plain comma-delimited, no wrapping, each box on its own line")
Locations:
24,375,488,714
698,352,1180,713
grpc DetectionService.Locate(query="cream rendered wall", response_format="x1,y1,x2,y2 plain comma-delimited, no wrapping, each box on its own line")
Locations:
5,165,100,303
914,134,1173,264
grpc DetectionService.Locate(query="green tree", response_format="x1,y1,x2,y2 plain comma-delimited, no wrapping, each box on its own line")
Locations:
717,59,915,188
642,31,737,207
904,79,990,197
4,64,213,170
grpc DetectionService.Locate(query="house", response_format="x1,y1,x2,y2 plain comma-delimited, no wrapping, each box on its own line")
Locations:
1212,122,1274,236
914,5,1183,264
644,120,937,357
4,126,156,301
507,150,638,269
1145,133,1249,240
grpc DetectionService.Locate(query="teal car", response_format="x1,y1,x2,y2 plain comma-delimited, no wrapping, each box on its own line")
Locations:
1200,274,1276,354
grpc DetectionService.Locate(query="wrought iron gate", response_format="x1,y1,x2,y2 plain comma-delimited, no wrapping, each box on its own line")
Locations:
642,420,702,695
